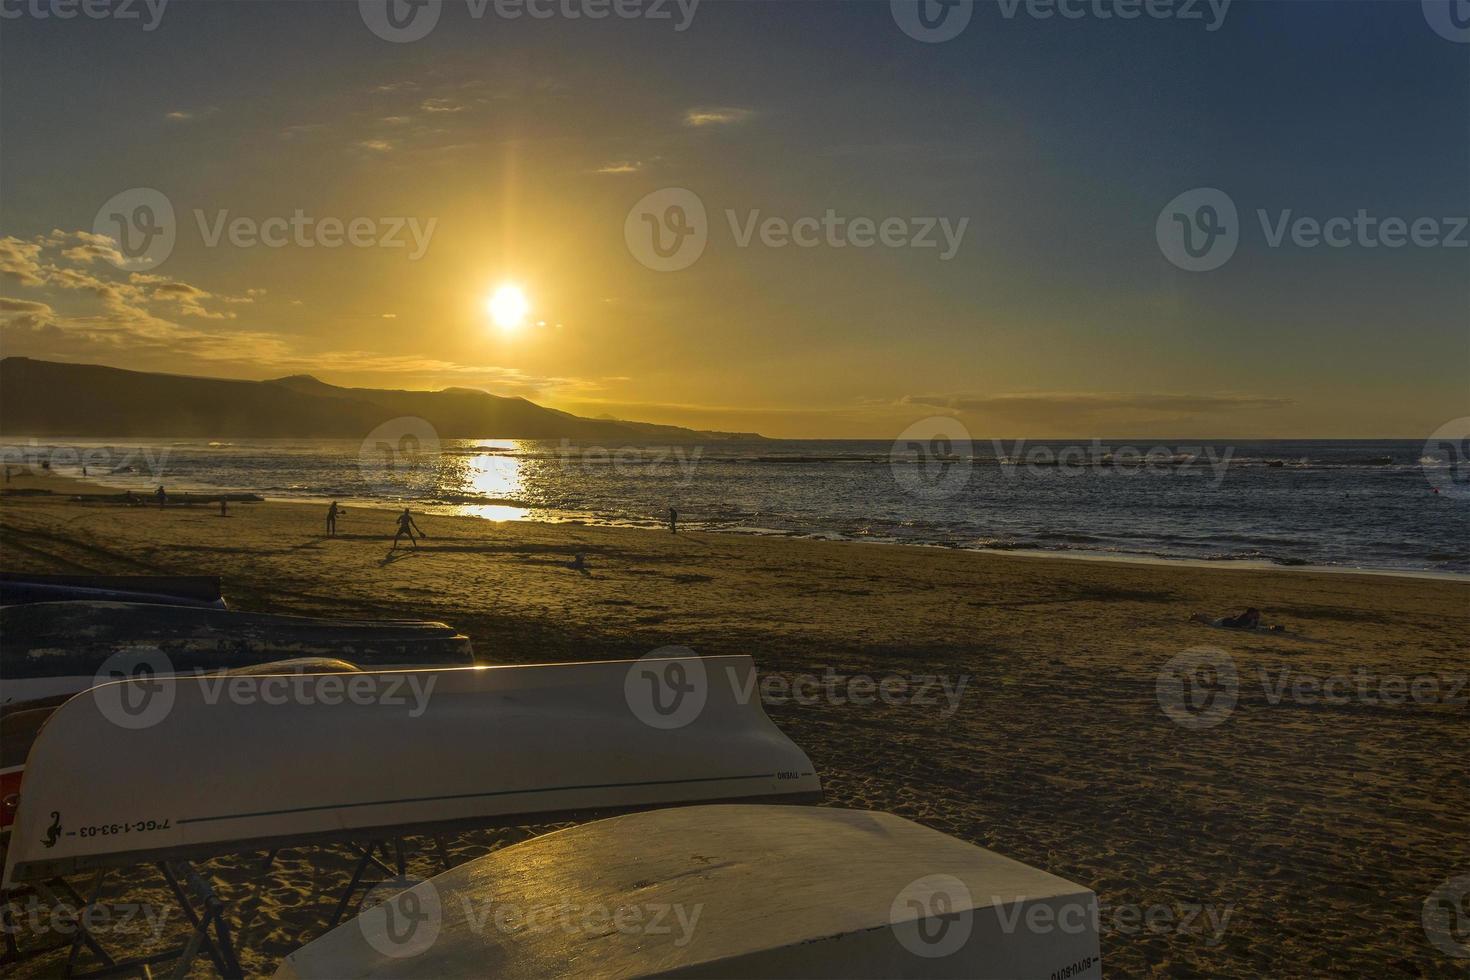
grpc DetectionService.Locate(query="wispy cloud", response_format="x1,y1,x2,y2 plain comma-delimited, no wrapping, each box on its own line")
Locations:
420,98,465,114
165,107,218,123
0,232,605,398
683,106,754,128
593,161,643,175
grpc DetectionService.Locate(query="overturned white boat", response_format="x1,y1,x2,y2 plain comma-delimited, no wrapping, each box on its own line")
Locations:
2,654,821,888
278,805,1103,979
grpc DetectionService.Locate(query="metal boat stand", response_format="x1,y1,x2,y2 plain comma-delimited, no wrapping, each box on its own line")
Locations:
2,860,253,979
4,837,457,979
326,835,455,930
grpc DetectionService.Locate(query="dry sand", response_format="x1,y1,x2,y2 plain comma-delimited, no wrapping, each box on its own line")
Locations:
1,471,1467,977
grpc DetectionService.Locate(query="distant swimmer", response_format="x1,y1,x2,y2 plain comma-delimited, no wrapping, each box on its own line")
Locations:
155,485,167,509
391,507,425,551
326,501,342,536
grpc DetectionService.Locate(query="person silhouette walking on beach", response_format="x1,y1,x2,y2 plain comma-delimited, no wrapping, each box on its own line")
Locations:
669,506,678,534
391,507,424,551
155,485,167,509
326,501,341,536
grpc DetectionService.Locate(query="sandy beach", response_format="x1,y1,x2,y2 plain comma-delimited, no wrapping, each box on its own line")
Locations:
2,471,1467,977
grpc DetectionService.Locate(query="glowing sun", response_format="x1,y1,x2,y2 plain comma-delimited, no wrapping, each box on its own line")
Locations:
487,284,530,332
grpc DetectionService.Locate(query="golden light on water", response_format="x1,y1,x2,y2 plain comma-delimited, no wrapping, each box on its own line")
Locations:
487,284,530,333
462,449,529,522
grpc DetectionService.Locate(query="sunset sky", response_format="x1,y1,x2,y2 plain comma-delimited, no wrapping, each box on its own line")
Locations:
1,1,1466,438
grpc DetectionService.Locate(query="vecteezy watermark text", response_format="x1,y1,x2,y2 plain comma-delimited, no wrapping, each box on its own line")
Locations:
0,440,170,481
1158,648,1468,729
1,897,173,943
0,0,167,29
1158,187,1469,272
890,0,1231,43
622,649,972,729
195,210,437,260
90,189,439,270
725,211,968,261
624,188,968,272
92,649,439,730
355,875,703,962
742,668,971,719
552,440,703,485
359,0,698,43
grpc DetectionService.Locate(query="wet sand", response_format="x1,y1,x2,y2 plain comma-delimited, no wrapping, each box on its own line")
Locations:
2,471,1467,976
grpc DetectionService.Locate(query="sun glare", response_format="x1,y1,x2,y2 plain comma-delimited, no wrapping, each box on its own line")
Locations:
487,285,530,332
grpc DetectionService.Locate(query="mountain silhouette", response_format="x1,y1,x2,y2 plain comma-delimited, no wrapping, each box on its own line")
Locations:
0,358,756,442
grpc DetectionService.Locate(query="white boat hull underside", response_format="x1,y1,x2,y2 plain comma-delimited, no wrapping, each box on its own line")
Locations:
278,805,1103,979
3,656,821,887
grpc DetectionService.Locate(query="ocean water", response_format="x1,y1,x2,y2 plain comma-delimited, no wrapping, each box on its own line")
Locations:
3,437,1467,575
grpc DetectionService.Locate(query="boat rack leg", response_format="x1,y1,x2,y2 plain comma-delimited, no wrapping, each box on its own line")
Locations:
326,836,434,931
158,860,242,980
229,849,279,959
64,868,110,975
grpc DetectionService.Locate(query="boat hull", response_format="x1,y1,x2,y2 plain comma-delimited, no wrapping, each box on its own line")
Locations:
278,805,1102,979
2,656,821,886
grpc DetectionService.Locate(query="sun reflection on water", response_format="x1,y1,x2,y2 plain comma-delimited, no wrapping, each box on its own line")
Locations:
448,442,531,522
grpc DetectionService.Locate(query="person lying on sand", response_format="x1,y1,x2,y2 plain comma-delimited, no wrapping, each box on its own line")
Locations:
1190,606,1284,632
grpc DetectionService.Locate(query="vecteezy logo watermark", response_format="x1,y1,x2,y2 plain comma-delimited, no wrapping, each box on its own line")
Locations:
194,210,437,260
891,0,1230,43
1156,188,1239,272
623,647,709,729
992,439,1234,486
890,417,973,501
625,188,968,271
0,440,171,481
1,897,173,943
360,0,698,42
359,0,443,42
92,650,439,730
552,440,703,486
1159,187,1470,271
358,877,443,959
93,188,176,271
358,417,442,490
459,896,704,946
1159,652,1467,728
891,874,974,958
985,896,1230,945
0,0,168,29
1424,874,1470,958
1256,668,1467,708
625,188,708,272
1423,417,1470,497
1156,647,1238,729
890,0,974,42
91,190,436,268
726,210,967,261
92,649,177,730
1423,0,1470,43
738,669,971,719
